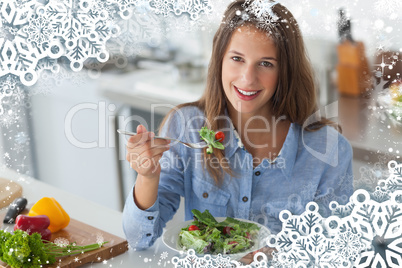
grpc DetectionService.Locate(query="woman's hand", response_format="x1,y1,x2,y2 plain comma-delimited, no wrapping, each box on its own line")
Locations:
239,246,277,265
126,125,171,210
126,124,170,180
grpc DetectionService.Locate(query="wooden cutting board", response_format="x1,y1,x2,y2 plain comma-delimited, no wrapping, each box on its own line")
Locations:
0,214,128,268
0,178,22,209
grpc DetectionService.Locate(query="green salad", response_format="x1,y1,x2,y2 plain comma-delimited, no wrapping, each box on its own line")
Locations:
178,209,260,254
198,127,225,154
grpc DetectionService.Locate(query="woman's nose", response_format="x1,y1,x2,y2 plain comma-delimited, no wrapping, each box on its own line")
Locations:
241,64,257,85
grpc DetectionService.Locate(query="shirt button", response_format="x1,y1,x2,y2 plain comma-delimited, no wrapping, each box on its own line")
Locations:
202,192,209,198
146,233,152,237
255,171,261,176
242,196,248,202
147,216,154,220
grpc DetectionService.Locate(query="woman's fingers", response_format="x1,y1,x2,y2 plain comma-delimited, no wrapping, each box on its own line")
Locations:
136,124,147,134
126,138,170,178
124,125,171,177
127,138,169,153
125,124,154,148
140,141,170,157
239,246,277,265
126,142,170,163
127,132,153,148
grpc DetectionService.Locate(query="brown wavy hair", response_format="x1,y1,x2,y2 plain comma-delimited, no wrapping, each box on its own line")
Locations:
159,0,339,185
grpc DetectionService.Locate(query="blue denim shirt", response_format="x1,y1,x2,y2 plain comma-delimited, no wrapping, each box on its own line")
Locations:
122,106,353,250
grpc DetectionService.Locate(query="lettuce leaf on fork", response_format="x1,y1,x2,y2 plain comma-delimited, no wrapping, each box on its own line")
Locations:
198,127,224,154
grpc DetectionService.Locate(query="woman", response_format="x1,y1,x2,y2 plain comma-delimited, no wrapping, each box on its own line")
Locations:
122,0,353,251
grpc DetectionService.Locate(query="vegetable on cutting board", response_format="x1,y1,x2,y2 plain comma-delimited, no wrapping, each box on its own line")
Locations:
0,229,107,268
28,197,70,233
14,215,51,241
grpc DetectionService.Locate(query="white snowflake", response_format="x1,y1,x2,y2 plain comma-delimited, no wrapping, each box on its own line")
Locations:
150,0,175,17
96,233,105,245
0,106,22,128
13,143,26,154
334,228,365,261
160,251,168,260
54,237,70,247
14,131,29,144
0,76,18,98
150,0,212,20
24,13,54,47
370,187,391,203
0,0,217,91
354,162,389,193
374,0,402,18
171,249,241,267
244,0,278,20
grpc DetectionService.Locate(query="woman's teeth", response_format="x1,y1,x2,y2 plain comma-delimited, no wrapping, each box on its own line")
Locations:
236,87,258,96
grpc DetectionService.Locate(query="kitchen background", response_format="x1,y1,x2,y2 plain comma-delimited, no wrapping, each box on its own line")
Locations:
0,0,401,212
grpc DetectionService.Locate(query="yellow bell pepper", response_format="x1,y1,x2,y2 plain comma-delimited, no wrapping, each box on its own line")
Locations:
28,197,70,233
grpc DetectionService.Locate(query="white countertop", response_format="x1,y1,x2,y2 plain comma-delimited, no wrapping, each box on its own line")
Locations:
337,95,402,159
0,167,178,268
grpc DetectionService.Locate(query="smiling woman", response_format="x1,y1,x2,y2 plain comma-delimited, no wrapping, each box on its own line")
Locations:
122,0,354,259
222,25,279,115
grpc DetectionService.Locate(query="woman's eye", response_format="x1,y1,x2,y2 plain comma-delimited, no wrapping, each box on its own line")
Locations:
260,61,273,67
231,56,242,62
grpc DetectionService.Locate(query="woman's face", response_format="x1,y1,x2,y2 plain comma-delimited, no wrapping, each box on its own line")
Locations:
222,24,279,117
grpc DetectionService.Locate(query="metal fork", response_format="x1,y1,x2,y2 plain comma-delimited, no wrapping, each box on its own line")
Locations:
117,129,208,149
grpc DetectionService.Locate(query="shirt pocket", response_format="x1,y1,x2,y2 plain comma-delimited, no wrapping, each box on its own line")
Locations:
191,175,231,216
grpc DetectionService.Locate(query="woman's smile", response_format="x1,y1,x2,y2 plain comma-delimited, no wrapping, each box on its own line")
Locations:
233,84,262,100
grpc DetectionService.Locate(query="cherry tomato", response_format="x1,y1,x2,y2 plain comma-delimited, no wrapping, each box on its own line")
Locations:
222,226,233,235
188,225,199,231
245,232,251,239
215,131,225,142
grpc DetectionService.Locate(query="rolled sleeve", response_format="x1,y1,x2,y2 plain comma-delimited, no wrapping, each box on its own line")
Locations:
122,109,188,250
122,186,161,250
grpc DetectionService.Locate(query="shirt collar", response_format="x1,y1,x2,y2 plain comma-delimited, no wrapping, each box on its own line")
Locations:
222,113,240,160
223,111,299,180
276,123,299,180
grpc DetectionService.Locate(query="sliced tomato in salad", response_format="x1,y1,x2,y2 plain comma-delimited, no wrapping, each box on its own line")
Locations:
188,225,199,231
222,226,233,235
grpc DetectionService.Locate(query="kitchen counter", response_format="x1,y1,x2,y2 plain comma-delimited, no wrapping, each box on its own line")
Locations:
99,69,205,115
0,167,177,268
338,94,402,163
